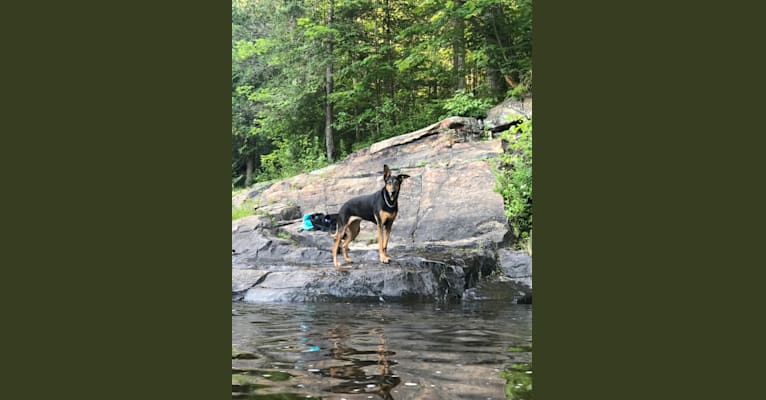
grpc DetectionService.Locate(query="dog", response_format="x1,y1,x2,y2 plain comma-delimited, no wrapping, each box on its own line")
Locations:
332,165,410,268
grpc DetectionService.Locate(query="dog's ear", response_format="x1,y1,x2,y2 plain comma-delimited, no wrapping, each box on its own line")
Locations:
398,174,410,181
383,164,391,179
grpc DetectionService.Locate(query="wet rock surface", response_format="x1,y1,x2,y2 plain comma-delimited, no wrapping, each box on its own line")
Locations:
232,115,532,303
498,248,533,289
236,257,464,303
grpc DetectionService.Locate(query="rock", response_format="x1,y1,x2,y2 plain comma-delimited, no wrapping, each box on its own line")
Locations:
232,269,270,292
484,97,532,132
516,293,532,304
241,257,464,302
412,161,507,245
232,110,532,303
498,249,532,289
462,279,531,303
441,116,484,142
247,131,507,250
232,181,275,208
369,117,483,155
253,203,302,222
232,269,271,301
232,220,332,267
232,214,280,232
370,121,442,154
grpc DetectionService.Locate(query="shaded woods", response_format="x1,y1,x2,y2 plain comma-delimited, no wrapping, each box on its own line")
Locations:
232,0,532,186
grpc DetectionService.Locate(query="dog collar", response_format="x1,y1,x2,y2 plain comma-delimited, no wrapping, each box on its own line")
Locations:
382,189,396,209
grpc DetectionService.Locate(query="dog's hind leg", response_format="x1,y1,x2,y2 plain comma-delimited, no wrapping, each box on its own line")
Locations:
341,219,361,263
332,221,346,268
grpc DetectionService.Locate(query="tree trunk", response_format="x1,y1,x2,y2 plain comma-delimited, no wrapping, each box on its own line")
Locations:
384,0,395,102
453,0,466,91
353,78,360,143
324,0,335,162
487,65,504,99
245,154,254,187
373,2,381,135
487,6,510,98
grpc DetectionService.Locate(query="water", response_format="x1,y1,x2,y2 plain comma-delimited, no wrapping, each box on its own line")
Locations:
232,301,532,399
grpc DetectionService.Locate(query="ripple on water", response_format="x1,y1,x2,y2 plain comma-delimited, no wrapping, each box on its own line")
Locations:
232,301,532,399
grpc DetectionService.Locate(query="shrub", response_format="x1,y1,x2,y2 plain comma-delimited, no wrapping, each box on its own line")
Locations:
441,89,494,119
494,118,532,250
259,135,329,182
232,199,256,220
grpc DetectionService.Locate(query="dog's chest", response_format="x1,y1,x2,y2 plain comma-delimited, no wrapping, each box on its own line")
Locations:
378,209,397,225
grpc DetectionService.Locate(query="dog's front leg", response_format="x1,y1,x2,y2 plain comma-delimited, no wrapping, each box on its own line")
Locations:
376,223,390,263
382,221,393,261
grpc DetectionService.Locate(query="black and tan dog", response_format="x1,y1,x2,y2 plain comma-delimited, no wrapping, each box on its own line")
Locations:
332,165,410,268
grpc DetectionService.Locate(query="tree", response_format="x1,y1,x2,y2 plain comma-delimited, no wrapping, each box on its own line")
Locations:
324,0,335,162
453,0,467,91
231,0,532,186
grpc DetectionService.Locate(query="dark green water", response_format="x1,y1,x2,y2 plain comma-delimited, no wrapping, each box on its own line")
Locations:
232,301,531,399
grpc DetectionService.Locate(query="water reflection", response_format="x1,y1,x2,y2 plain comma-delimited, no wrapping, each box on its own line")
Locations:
232,301,532,399
322,325,400,399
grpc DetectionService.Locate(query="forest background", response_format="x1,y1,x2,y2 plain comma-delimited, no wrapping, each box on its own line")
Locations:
232,0,532,186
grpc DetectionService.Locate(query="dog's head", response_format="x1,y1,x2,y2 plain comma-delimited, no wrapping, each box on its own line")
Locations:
383,164,410,199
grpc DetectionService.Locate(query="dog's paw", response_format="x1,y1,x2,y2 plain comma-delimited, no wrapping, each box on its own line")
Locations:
380,257,391,264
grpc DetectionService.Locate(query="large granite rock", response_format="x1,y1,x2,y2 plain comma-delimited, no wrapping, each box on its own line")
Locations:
232,112,533,303
234,258,464,303
233,118,508,250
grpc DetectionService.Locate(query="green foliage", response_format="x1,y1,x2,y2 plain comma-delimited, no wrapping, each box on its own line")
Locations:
231,175,244,188
500,364,533,400
494,118,532,250
442,89,494,118
232,199,257,221
259,134,329,182
507,344,533,353
232,0,532,186
501,339,532,400
508,82,528,100
508,70,533,100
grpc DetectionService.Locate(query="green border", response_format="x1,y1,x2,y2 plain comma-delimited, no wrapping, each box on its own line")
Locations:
534,1,766,399
3,2,231,398
5,1,762,398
